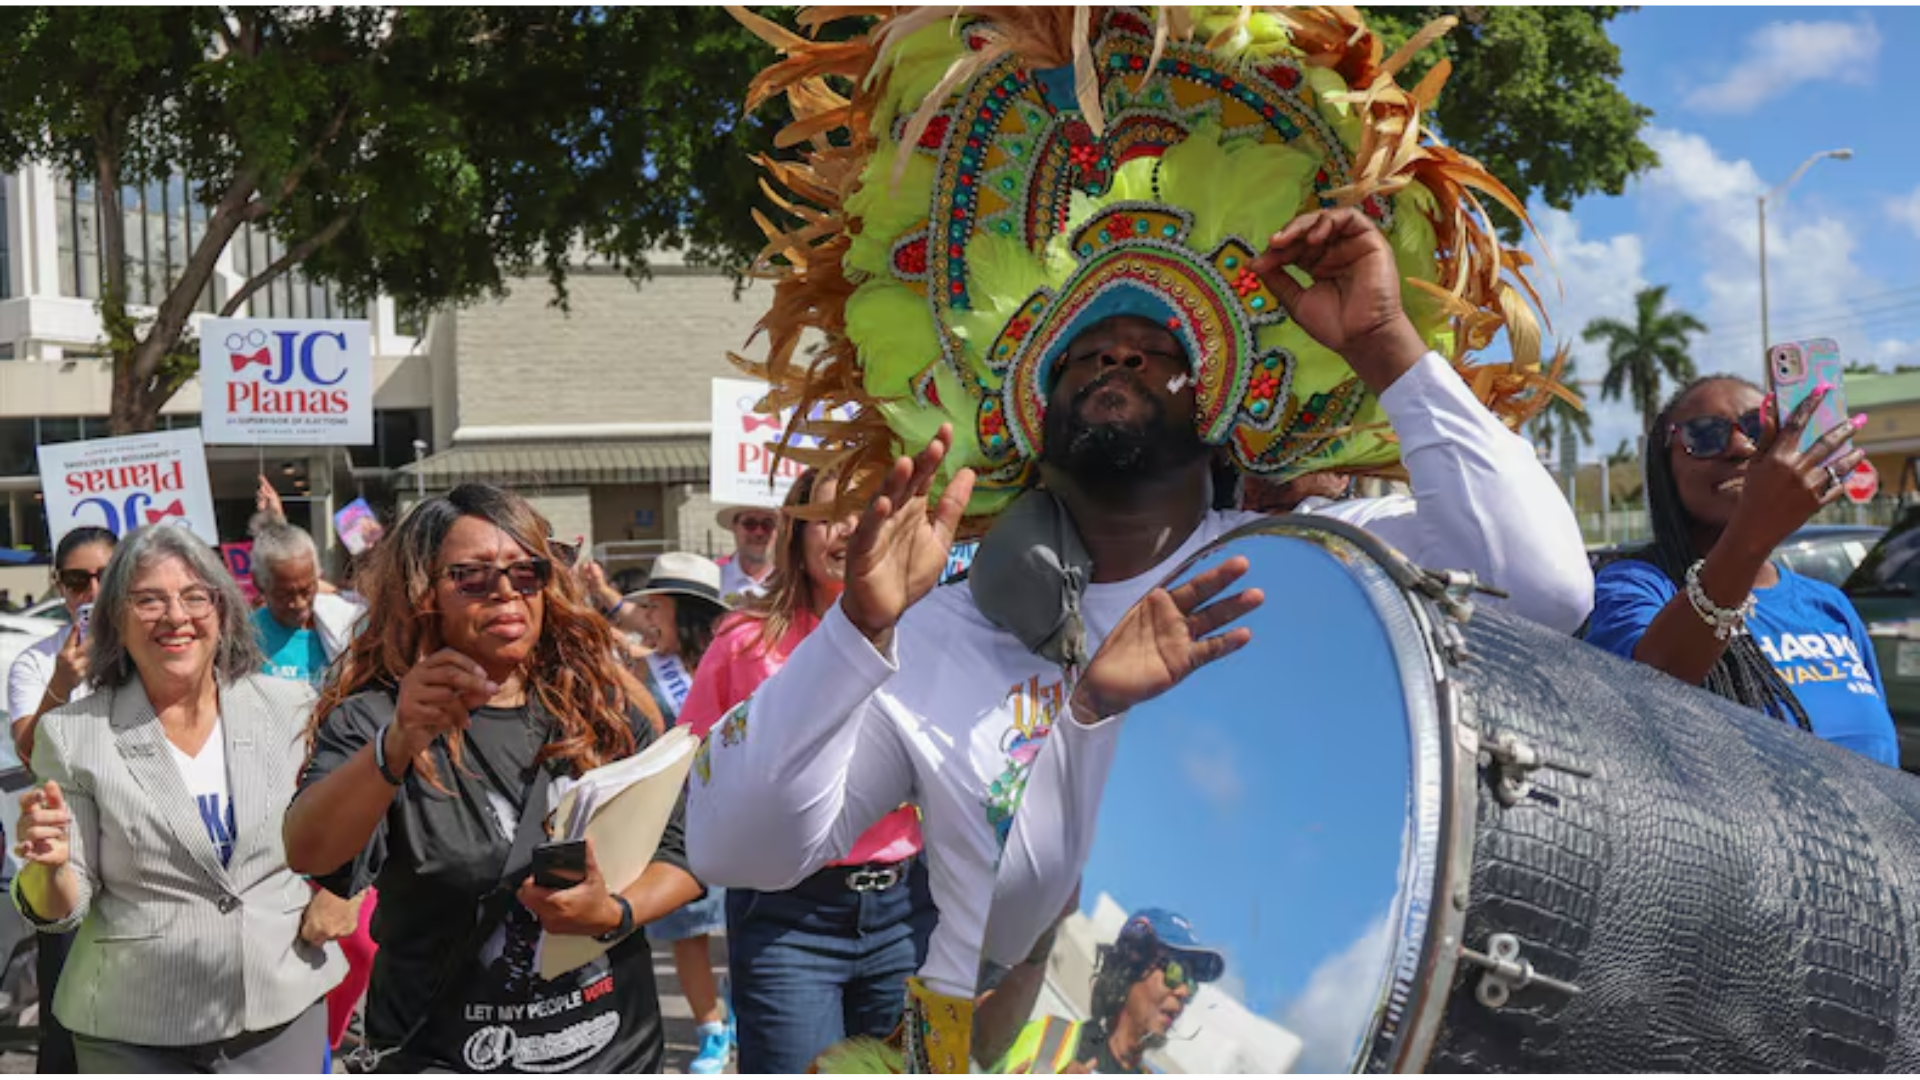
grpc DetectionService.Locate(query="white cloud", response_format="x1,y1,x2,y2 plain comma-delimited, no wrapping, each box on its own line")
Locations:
1526,206,1650,458
1179,731,1244,815
1684,19,1880,114
1891,188,1920,241
1277,911,1394,1073
1638,127,1889,379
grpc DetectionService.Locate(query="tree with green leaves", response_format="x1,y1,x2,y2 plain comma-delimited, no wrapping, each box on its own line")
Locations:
1587,285,1707,431
1529,356,1594,470
0,7,781,433
1361,6,1656,238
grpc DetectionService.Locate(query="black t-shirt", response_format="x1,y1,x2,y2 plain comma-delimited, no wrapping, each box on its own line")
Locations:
301,689,691,1073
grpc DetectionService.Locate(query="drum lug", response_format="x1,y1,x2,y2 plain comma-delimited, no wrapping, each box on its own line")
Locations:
1459,933,1582,1008
1482,731,1595,806
1411,567,1511,625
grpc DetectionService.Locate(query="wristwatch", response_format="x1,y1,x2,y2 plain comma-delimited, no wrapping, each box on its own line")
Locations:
595,895,634,943
372,722,408,786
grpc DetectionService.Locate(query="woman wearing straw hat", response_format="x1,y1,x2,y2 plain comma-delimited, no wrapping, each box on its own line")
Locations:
627,552,737,1073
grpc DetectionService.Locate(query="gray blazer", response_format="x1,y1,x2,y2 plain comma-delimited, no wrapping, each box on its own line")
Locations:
15,673,345,1046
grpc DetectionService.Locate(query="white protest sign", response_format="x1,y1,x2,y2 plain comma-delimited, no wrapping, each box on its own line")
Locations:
199,318,372,445
37,428,220,545
710,378,856,509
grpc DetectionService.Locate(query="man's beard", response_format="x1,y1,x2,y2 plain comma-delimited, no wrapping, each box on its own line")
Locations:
1041,369,1210,494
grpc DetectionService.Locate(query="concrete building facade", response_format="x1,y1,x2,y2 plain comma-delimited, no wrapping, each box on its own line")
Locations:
1,162,776,595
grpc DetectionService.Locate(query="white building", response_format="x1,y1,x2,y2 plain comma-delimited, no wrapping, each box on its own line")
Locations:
0,163,774,595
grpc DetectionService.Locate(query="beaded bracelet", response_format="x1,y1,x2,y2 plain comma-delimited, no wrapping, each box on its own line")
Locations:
1684,559,1755,641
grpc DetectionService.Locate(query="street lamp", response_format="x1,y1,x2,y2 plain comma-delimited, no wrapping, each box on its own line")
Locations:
1758,148,1853,350
411,439,428,502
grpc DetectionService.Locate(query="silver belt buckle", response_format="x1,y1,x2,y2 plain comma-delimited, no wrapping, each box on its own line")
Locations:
847,865,901,893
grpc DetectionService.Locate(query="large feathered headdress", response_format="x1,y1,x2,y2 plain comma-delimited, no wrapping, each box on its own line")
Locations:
731,5,1572,519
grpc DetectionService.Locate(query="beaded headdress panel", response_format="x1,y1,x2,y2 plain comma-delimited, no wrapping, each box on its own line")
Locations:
733,6,1570,518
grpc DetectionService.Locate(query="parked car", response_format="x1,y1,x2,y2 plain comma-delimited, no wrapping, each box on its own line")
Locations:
17,596,65,623
1841,508,1920,771
1587,524,1885,586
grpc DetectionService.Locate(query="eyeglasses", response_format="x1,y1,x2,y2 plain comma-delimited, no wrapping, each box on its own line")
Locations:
129,588,216,621
58,568,104,593
735,517,778,534
1158,956,1195,994
442,559,552,599
1669,409,1764,459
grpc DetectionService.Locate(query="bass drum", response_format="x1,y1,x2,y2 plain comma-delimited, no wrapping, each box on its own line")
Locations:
971,516,1920,1074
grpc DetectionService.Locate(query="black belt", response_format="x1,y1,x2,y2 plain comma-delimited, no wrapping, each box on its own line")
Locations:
799,855,916,896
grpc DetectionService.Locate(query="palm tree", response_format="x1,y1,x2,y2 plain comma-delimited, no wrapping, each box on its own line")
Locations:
1529,356,1594,463
1584,285,1707,431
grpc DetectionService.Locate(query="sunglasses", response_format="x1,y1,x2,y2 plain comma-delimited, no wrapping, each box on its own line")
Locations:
1158,956,1196,993
442,559,552,599
735,517,778,534
1669,409,1765,459
58,568,104,593
548,537,582,567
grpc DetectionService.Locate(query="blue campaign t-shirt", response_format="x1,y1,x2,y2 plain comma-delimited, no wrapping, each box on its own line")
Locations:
1585,558,1899,767
252,607,330,688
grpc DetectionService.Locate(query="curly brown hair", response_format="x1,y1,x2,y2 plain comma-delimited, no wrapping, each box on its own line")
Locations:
309,483,657,786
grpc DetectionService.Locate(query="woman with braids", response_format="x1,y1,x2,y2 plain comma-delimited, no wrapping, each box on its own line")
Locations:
680,470,934,1073
1585,377,1897,765
284,483,702,1072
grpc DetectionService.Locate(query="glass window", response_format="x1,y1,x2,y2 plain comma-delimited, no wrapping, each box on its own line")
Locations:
349,408,432,470
124,185,148,306
289,267,309,318
249,227,272,316
74,183,99,300
56,182,76,298
0,175,10,299
0,418,34,476
1847,510,1920,596
0,344,13,361
38,418,82,446
396,302,428,338
161,413,201,431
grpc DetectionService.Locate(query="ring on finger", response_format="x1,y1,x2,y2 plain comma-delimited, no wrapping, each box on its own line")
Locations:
1825,465,1843,492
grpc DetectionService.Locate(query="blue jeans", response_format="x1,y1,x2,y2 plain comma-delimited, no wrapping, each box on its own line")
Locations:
726,856,937,1073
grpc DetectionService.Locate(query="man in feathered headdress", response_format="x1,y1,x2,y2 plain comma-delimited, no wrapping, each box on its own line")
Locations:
689,7,1592,1070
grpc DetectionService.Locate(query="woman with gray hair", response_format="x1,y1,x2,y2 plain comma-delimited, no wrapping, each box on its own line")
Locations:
9,522,346,1072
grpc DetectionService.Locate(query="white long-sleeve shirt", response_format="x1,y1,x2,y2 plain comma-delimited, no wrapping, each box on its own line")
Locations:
687,352,1591,996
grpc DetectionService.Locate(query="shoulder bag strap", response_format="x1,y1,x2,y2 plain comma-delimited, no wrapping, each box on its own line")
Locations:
345,735,558,1073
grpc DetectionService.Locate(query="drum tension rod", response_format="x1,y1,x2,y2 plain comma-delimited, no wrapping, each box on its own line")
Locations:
1483,731,1595,807
1412,568,1510,617
1458,933,1582,1009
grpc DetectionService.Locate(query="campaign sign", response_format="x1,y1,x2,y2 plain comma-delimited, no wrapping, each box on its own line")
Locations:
710,378,857,509
199,318,372,445
334,497,384,555
37,428,219,545
221,541,259,602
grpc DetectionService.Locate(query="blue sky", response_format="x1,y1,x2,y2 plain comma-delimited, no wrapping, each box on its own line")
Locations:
1518,6,1920,460
1073,535,1413,1071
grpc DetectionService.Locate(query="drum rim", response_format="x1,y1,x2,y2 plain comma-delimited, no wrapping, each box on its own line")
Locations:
1175,514,1475,1074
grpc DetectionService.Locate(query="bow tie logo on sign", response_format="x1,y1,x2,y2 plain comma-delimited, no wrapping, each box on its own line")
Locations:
230,346,272,373
143,499,185,524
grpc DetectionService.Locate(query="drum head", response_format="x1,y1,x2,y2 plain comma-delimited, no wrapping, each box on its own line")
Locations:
973,519,1460,1074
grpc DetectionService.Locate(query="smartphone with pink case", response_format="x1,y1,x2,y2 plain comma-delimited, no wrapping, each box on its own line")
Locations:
1768,338,1848,458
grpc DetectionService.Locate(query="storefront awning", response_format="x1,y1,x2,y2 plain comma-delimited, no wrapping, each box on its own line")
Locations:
399,439,709,488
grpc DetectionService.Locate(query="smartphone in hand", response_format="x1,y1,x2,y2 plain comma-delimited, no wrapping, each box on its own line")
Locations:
75,602,93,640
531,839,588,890
1769,338,1849,458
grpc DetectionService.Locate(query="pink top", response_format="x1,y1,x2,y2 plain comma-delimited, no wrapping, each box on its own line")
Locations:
681,609,923,867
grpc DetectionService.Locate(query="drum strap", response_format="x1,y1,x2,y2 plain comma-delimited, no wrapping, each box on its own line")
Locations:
968,489,1093,672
